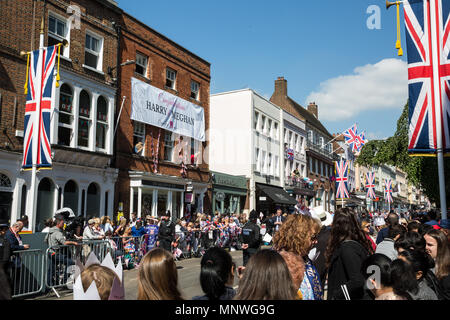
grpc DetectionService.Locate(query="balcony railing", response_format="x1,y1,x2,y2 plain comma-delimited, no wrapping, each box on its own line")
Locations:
285,176,314,190
306,140,335,160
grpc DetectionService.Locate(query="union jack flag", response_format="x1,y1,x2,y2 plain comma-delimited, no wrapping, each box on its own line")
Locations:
384,179,393,204
343,124,361,153
404,0,450,154
365,172,376,199
22,46,57,170
356,131,368,152
335,160,349,200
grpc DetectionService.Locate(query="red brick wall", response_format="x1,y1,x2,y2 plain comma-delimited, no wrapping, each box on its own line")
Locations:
0,0,120,151
113,12,211,217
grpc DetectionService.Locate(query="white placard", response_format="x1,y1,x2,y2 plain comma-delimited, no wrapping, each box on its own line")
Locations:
131,77,205,141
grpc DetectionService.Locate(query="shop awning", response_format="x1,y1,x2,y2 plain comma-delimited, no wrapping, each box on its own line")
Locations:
257,183,297,205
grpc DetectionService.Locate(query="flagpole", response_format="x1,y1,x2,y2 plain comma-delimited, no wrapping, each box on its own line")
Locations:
29,17,45,232
429,0,447,220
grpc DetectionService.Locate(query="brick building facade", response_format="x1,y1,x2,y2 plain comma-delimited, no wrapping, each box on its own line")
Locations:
113,12,211,221
0,0,122,230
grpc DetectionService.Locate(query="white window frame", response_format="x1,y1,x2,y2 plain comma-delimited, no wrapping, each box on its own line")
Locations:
254,111,259,131
77,90,92,150
267,119,272,137
133,121,146,156
95,95,109,152
48,11,70,59
274,122,279,140
190,80,200,100
274,155,279,177
255,148,260,172
166,68,177,90
260,115,266,133
135,52,148,77
84,30,104,72
261,150,266,175
268,153,273,176
57,83,74,146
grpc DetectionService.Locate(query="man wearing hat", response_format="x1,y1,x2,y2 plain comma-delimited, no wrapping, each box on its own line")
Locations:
158,211,175,253
0,220,12,299
45,214,79,287
239,210,261,266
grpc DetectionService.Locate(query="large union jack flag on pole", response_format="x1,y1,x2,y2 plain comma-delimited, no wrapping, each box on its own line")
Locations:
365,172,376,200
404,0,450,155
335,160,349,200
22,46,57,170
384,179,393,204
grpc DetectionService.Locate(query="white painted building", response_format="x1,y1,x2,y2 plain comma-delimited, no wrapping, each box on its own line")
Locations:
210,89,296,215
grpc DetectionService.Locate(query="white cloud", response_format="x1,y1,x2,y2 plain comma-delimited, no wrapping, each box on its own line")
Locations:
306,59,408,122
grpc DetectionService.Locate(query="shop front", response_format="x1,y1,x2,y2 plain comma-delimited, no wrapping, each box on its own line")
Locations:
211,171,247,215
256,182,297,216
129,171,208,221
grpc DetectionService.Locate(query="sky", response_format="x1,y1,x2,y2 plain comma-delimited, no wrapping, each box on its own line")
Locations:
116,0,409,140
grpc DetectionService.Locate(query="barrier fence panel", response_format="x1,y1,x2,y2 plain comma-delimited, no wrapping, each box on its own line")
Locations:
10,249,45,299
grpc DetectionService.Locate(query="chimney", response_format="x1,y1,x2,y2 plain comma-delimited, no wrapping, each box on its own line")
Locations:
274,77,288,96
307,102,318,119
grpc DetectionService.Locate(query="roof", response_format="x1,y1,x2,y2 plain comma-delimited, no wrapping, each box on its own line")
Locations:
287,98,333,138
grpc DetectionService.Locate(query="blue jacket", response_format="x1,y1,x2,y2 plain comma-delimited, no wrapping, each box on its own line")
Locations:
5,229,26,251
376,227,389,245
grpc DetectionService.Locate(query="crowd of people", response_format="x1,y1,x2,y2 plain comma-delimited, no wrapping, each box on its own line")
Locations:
71,206,450,301
1,205,449,301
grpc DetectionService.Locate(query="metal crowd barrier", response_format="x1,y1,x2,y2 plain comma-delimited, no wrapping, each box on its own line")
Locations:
9,229,245,299
9,249,45,299
44,239,111,298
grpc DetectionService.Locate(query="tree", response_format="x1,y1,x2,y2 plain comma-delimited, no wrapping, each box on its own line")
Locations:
357,102,449,205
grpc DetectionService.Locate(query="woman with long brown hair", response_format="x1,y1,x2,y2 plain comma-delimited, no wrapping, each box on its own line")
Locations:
325,207,374,300
137,248,183,300
424,229,450,299
272,214,322,300
234,249,298,300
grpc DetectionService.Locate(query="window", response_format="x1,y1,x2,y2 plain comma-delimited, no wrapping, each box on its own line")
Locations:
274,155,279,177
166,68,177,89
267,119,272,137
321,161,324,176
254,112,259,130
261,115,266,133
274,122,279,140
164,131,174,161
96,96,108,150
261,150,266,174
308,130,313,143
268,153,273,175
78,90,91,148
284,128,288,143
300,137,304,151
48,15,68,57
319,137,324,148
135,52,148,77
133,122,145,156
315,159,319,174
255,148,260,172
294,134,299,152
289,131,293,148
58,83,73,146
85,32,102,70
309,157,313,173
190,80,200,100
